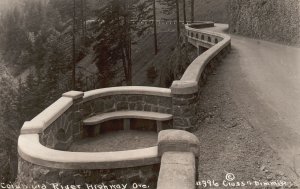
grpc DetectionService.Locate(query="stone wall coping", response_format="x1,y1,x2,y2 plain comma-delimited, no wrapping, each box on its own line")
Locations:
181,25,231,83
158,130,200,157
83,110,173,125
157,152,196,189
83,86,171,102
20,97,73,134
62,91,84,100
170,80,198,95
170,24,231,94
18,134,160,169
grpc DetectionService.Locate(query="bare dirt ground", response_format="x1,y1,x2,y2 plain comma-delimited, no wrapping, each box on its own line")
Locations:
69,130,157,152
194,59,299,188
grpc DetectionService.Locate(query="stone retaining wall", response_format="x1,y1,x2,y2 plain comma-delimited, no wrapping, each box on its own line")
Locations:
17,22,231,188
17,157,160,188
81,94,172,119
38,93,83,150
37,88,172,150
171,23,231,130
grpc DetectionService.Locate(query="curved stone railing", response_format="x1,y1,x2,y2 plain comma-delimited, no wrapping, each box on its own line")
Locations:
170,22,231,131
18,22,230,187
18,87,172,186
81,86,172,119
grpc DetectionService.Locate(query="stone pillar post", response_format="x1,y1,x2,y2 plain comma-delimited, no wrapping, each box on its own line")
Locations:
171,81,198,131
62,91,84,140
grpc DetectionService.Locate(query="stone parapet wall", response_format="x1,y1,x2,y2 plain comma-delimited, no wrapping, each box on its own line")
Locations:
171,23,231,130
17,157,160,188
17,129,199,189
39,101,82,150
17,22,231,188
80,87,173,136
38,92,84,150
172,93,199,131
81,94,172,119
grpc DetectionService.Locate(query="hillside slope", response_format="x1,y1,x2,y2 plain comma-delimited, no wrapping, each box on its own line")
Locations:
194,0,229,23
228,0,300,46
132,32,177,86
156,0,229,23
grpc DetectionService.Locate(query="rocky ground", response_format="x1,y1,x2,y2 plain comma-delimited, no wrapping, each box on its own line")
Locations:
193,60,300,188
69,130,157,152
228,0,300,46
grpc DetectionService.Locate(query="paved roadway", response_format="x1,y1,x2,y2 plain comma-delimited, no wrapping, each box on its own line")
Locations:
204,24,300,173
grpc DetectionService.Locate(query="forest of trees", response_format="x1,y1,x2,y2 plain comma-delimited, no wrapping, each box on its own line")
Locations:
0,0,196,182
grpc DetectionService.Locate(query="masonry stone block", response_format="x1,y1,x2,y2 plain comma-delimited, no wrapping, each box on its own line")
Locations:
158,106,166,113
189,117,198,125
158,97,171,107
60,172,75,185
128,95,144,102
144,104,151,111
172,90,198,130
135,103,144,111
129,102,136,110
114,95,128,101
94,99,105,112
104,98,115,110
151,106,159,112
173,117,188,127
82,101,95,117
145,96,159,105
45,171,60,183
74,174,85,185
116,101,128,110
158,130,200,157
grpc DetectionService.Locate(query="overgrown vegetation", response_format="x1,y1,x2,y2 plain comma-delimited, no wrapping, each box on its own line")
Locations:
0,0,198,182
0,0,95,181
159,31,198,87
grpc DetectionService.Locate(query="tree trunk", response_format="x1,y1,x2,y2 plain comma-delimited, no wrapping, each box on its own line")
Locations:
72,0,76,90
123,0,132,86
176,0,180,39
80,0,85,45
183,0,187,24
153,0,158,55
84,0,87,36
191,0,194,23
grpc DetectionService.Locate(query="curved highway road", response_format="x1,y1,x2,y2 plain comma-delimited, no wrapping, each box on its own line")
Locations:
204,24,300,174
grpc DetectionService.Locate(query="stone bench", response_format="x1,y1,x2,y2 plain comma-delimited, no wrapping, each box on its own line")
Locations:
83,110,173,136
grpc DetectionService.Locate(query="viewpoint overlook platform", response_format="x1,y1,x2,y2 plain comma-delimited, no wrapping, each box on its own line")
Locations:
17,22,231,188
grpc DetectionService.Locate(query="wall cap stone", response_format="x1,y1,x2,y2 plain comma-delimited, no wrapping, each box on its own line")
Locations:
83,86,171,102
20,121,45,134
18,134,160,169
62,91,84,100
158,129,200,157
157,152,196,189
170,80,198,95
20,97,73,134
180,24,231,83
